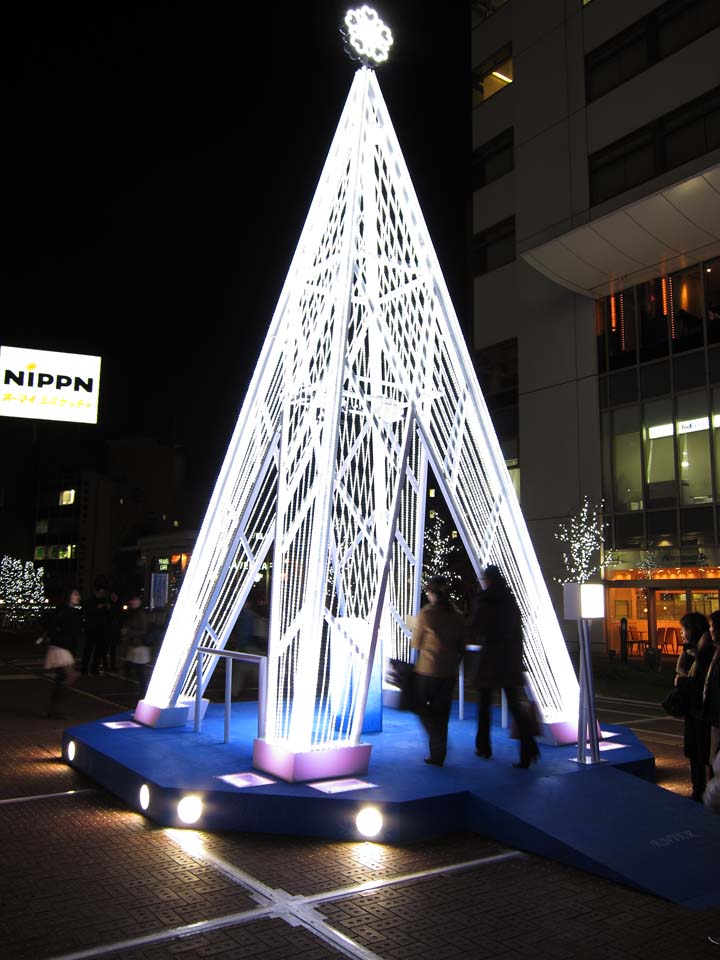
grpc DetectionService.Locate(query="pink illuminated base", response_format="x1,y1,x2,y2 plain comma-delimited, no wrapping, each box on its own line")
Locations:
253,738,372,783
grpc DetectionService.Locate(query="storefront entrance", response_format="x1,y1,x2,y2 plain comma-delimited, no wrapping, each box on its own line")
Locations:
605,583,720,657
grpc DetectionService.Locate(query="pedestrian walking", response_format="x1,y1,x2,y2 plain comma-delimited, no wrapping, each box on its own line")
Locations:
471,564,540,769
410,576,467,767
43,588,83,717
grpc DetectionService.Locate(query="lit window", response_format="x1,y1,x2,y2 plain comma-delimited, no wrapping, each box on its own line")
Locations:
429,488,436,498
119,498,124,505
59,489,76,506
472,45,513,106
34,546,46,561
451,530,458,539
173,520,179,528
428,509,436,519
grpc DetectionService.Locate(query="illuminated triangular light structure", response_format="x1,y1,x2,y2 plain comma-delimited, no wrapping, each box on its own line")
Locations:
136,66,579,778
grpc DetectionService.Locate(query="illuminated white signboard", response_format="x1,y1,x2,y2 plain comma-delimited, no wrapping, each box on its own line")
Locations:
0,345,102,425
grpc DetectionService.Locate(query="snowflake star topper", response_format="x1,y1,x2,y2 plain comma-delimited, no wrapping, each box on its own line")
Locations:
343,6,393,66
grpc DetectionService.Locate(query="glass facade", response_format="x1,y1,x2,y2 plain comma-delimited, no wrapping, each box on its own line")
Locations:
600,256,720,653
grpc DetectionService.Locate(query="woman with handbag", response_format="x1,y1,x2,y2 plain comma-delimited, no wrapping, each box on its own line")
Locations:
675,610,712,801
702,610,720,771
410,576,467,767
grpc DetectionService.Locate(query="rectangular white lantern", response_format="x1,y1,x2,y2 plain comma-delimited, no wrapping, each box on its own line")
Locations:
0,345,102,425
563,583,605,621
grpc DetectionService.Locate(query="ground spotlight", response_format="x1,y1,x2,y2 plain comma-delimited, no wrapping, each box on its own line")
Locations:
177,794,203,825
356,806,383,838
67,740,76,762
139,783,150,811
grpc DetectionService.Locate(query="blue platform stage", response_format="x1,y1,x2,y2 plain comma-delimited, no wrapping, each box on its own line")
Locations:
63,702,720,908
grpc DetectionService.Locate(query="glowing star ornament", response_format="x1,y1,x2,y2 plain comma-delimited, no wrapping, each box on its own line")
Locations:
342,6,393,65
136,55,581,778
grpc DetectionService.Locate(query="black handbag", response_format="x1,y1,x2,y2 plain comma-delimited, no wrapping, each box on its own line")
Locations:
387,659,417,711
661,679,693,718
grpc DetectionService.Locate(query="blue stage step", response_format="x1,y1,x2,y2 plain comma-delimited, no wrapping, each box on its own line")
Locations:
62,702,720,908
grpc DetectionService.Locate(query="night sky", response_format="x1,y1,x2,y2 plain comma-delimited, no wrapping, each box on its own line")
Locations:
3,2,470,523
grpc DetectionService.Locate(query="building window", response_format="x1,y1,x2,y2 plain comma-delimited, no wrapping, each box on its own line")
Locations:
472,128,514,190
472,44,513,107
475,338,519,469
644,398,677,508
589,86,720,205
59,489,76,506
35,518,48,534
613,406,643,512
705,258,720,345
606,290,637,370
472,0,510,25
34,546,46,561
471,216,515,276
677,391,712,505
638,278,670,363
47,544,77,560
586,0,720,103
670,266,704,353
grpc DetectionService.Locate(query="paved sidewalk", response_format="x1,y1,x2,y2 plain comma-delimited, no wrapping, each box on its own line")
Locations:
3,631,720,960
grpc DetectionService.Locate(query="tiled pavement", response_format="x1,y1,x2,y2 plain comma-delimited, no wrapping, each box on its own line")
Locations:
4,632,720,960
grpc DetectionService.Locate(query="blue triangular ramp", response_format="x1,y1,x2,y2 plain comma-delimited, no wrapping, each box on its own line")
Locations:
468,764,720,908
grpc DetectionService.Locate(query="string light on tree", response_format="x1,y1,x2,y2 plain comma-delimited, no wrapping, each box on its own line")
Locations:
423,511,461,593
554,497,606,585
0,555,45,623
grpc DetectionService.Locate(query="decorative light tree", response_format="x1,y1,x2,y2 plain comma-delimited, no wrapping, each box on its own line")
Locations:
554,496,606,585
555,497,606,765
135,7,580,779
0,555,45,626
423,511,461,593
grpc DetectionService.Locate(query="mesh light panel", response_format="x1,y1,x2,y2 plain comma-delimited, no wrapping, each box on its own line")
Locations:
141,67,579,750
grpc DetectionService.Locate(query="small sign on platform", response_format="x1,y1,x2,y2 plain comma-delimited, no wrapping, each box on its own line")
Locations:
102,721,142,729
217,772,275,788
308,778,377,794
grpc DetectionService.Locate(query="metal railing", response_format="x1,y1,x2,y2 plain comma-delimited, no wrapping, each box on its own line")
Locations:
195,646,267,743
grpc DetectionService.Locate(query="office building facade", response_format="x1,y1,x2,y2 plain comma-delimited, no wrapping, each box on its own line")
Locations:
471,0,720,651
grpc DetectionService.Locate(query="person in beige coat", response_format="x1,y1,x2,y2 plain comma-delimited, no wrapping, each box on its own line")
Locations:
411,576,467,766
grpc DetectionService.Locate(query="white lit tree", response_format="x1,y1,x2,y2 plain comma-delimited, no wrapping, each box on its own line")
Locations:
0,555,46,620
554,497,606,584
423,510,462,590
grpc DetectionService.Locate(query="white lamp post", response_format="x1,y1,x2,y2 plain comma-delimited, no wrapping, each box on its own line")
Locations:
564,583,605,765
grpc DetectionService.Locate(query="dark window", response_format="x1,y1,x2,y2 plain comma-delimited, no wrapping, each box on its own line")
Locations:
595,299,607,374
472,0,510,26
669,267,704,353
586,0,720,103
474,338,518,463
614,513,644,547
709,347,720,383
610,369,638,405
471,216,515,276
674,352,706,392
681,506,714,547
638,279,670,362
706,258,720,345
646,510,677,547
472,128,513,190
641,360,671,398
589,86,720,205
607,290,637,369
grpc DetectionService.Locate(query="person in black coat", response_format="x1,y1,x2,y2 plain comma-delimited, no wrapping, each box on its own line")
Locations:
471,564,539,769
676,610,712,801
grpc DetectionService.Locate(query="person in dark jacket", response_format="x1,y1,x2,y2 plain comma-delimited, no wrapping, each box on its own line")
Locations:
702,609,720,772
676,610,712,800
44,588,84,717
410,576,467,767
472,564,539,769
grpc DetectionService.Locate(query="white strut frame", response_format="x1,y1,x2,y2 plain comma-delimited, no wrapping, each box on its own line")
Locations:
140,66,579,755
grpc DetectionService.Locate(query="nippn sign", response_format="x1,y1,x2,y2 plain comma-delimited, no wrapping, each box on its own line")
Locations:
1,345,102,425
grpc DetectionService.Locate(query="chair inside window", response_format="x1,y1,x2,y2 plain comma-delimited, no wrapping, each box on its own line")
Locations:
656,626,670,654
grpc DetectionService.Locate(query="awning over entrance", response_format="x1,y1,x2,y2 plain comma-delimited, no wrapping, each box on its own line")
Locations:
521,163,720,299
